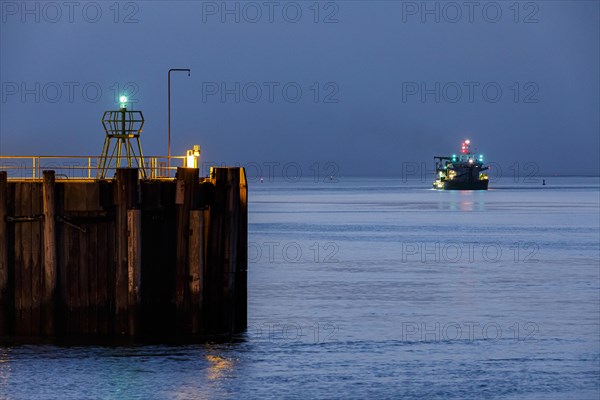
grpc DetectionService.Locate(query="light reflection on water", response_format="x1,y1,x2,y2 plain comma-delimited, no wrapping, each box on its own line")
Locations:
1,177,599,399
0,349,10,389
205,355,235,381
446,190,487,212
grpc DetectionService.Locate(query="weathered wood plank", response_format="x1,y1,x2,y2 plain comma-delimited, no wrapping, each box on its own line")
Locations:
106,218,116,335
13,183,22,334
115,168,139,335
63,183,86,334
226,169,240,336
42,171,57,335
189,210,204,334
15,182,33,335
88,222,98,335
30,182,42,334
0,172,8,334
66,214,80,334
96,220,107,335
78,218,89,334
56,182,69,334
227,168,240,255
175,167,198,333
235,168,248,333
140,182,175,337
205,167,239,335
127,209,141,336
64,184,100,211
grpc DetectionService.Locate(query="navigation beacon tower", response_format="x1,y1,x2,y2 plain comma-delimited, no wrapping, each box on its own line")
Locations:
97,96,146,179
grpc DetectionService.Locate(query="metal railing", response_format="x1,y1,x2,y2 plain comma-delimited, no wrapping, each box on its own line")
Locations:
0,156,187,180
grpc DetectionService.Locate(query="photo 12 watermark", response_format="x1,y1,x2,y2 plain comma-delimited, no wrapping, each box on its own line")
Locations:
201,81,340,104
247,321,339,344
1,81,140,105
401,321,540,342
200,1,340,24
400,161,542,184
1,1,140,24
400,1,540,24
400,241,540,264
202,161,340,183
249,241,340,264
401,81,540,104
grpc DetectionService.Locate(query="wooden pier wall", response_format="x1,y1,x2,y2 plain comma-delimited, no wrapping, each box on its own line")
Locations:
0,167,247,338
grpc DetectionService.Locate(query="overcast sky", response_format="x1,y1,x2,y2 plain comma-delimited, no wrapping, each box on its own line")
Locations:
1,1,598,177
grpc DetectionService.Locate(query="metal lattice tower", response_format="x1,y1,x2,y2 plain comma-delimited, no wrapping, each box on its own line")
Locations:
98,105,146,179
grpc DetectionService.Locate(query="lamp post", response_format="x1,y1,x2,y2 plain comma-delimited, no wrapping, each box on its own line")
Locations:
168,68,191,174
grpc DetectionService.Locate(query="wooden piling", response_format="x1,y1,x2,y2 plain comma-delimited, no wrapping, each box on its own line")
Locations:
235,168,248,333
205,170,224,335
224,169,240,335
0,172,8,334
114,168,139,335
189,210,204,334
205,167,244,335
127,209,142,336
88,222,99,335
175,167,199,333
30,182,42,335
14,182,32,335
42,171,57,335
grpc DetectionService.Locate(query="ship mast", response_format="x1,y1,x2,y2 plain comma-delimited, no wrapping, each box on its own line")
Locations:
459,139,483,163
461,139,471,155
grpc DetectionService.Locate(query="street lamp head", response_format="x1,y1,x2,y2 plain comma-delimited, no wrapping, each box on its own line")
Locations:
186,145,201,168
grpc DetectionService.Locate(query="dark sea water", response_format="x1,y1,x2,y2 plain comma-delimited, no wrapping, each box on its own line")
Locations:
1,177,599,399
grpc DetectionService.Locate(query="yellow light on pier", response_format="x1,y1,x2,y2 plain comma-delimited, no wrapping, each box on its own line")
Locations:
185,145,201,168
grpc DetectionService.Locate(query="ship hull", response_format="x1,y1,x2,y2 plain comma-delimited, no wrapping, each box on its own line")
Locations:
437,180,488,190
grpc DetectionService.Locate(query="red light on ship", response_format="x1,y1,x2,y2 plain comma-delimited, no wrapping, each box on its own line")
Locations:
460,139,470,154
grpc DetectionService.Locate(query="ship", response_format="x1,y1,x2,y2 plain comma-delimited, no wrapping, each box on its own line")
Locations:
433,139,489,190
